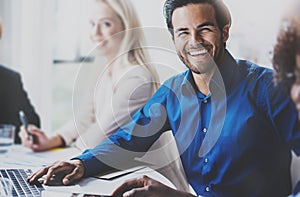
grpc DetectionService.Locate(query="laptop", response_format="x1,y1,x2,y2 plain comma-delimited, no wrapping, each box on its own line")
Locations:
0,169,43,197
0,169,114,197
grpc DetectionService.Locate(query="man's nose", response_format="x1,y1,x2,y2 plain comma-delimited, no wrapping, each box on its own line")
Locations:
188,31,204,48
190,31,203,43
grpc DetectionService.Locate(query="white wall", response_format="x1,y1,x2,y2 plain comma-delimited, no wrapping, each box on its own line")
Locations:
0,0,54,131
0,0,292,131
0,0,289,120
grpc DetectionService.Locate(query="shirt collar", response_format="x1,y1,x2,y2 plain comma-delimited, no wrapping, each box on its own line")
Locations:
181,50,237,95
211,50,237,94
181,70,198,96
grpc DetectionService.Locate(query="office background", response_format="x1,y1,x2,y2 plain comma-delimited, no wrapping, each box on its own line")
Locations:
1,0,300,189
0,0,288,132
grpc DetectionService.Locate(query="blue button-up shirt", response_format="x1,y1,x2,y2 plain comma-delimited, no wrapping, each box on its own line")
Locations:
76,51,300,196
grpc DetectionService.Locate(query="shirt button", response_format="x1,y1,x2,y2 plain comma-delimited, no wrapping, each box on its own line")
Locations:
203,99,208,103
204,158,209,163
205,186,210,192
202,128,207,133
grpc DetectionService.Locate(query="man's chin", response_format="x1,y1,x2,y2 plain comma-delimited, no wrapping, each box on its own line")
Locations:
189,68,202,74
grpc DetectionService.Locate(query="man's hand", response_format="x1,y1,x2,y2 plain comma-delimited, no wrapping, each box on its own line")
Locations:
113,175,195,197
28,159,85,185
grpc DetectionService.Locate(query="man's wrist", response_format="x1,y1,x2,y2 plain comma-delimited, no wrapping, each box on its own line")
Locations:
71,158,86,177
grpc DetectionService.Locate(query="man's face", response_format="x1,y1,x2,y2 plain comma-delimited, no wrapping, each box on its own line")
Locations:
172,3,229,74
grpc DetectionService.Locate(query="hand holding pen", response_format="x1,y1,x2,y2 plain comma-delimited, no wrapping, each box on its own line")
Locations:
19,110,34,142
18,112,64,152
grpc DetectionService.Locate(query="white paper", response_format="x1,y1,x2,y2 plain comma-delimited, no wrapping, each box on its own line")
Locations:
93,166,146,180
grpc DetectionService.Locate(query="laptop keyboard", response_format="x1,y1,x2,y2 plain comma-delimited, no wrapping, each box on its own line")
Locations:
0,169,42,197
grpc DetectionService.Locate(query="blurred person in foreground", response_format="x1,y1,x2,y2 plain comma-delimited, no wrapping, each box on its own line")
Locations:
28,0,300,196
272,0,300,120
272,0,300,196
0,17,40,144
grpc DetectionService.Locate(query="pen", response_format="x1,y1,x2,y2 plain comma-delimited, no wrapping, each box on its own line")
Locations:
19,110,33,142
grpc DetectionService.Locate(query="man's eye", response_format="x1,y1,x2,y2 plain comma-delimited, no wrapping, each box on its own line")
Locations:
178,32,188,37
201,28,211,33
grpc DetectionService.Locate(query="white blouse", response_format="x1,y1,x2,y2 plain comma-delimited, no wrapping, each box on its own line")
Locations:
56,64,154,151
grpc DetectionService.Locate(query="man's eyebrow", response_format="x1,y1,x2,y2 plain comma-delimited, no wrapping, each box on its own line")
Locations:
174,21,216,34
175,27,189,34
197,21,215,29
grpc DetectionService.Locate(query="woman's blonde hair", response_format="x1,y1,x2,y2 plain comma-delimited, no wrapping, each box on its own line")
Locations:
96,0,159,90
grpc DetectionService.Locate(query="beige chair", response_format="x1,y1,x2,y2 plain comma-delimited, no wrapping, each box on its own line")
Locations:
136,131,191,192
291,151,300,190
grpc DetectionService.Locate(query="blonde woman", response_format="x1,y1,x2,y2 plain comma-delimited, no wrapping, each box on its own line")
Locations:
20,0,159,151
23,0,191,192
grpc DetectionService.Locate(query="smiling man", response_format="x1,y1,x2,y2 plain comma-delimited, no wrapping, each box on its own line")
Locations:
29,0,300,196
171,2,229,96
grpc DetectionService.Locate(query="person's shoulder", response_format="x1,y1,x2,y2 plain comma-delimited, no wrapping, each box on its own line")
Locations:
162,70,189,87
0,65,20,79
116,64,152,79
235,59,287,97
236,59,273,81
151,70,188,99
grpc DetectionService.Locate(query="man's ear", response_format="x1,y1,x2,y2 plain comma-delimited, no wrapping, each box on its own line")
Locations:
222,24,230,42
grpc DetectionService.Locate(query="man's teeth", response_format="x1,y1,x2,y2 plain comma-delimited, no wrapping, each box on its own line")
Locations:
189,49,207,56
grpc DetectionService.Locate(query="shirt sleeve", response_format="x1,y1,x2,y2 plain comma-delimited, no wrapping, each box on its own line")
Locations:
15,73,40,126
74,84,171,177
12,72,40,143
258,70,300,155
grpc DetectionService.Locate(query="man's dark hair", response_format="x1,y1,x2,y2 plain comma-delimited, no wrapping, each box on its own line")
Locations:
163,0,232,37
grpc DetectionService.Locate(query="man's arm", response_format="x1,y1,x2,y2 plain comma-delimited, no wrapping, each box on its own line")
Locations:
14,72,40,127
9,70,40,144
28,84,172,184
75,84,172,177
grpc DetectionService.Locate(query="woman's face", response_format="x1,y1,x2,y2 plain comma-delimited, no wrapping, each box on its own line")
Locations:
291,54,300,119
89,1,125,59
